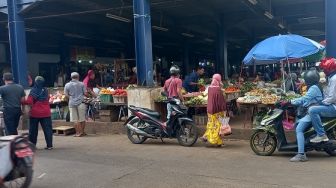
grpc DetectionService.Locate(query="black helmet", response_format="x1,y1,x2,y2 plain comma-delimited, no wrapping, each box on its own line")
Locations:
304,69,320,86
169,65,180,76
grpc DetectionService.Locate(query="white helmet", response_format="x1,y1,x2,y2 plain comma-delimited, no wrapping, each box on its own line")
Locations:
169,65,180,76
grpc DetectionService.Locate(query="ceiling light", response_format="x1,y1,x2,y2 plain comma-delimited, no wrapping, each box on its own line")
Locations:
264,11,274,19
25,28,37,32
278,23,285,29
248,0,258,5
106,13,131,23
152,26,169,32
181,33,194,38
64,33,88,39
205,38,214,42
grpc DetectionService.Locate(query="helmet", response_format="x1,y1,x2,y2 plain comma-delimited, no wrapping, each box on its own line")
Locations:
303,69,320,86
169,65,180,76
319,58,336,76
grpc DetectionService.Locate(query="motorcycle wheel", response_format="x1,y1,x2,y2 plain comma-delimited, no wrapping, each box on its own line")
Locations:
177,121,198,147
250,130,277,156
325,129,336,156
126,117,147,144
3,162,33,188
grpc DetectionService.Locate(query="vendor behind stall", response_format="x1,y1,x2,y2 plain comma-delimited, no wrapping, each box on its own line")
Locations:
182,66,205,93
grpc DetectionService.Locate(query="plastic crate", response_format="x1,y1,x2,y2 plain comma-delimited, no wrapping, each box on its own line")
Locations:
100,94,112,103
113,96,127,104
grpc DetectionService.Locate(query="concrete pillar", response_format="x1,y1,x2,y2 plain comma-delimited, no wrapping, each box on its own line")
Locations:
133,0,154,86
326,0,336,57
7,0,28,87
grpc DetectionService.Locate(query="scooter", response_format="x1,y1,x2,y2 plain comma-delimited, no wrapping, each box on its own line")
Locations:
0,134,35,188
125,99,198,147
250,107,336,156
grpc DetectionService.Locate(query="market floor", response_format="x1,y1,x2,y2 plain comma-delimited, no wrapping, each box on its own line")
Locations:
30,134,335,188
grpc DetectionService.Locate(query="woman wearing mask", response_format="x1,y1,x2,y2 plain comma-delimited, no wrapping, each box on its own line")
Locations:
23,76,53,150
201,74,227,147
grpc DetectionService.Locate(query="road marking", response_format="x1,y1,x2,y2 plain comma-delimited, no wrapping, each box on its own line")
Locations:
37,173,46,179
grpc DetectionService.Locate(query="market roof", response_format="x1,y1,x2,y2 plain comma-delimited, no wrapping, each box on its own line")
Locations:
0,0,325,62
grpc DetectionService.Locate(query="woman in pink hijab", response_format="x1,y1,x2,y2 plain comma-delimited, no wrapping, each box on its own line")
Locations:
202,74,227,146
83,70,96,90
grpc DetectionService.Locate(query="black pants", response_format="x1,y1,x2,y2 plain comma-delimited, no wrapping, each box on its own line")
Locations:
3,107,22,135
29,117,53,148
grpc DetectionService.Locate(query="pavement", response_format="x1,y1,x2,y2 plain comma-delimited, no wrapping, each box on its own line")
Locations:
30,134,336,188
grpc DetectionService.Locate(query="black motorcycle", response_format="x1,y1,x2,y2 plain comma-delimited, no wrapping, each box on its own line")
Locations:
250,107,336,156
125,99,198,147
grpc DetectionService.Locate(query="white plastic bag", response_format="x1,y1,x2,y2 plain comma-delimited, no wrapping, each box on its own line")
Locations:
0,142,12,180
219,116,232,136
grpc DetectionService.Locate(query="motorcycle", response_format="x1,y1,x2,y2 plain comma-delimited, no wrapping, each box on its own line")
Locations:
125,99,198,147
0,134,35,188
250,106,336,156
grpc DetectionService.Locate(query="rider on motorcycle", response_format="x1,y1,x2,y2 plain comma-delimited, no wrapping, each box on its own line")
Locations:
308,58,336,144
283,69,324,162
163,66,184,126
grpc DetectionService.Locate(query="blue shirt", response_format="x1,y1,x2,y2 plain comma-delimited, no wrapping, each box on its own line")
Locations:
183,72,199,93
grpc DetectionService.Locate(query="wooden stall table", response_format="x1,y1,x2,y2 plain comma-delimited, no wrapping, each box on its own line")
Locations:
223,91,241,115
50,101,68,120
99,102,128,122
237,102,275,128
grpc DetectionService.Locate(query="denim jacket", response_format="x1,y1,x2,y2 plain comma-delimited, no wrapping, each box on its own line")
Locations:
291,85,323,122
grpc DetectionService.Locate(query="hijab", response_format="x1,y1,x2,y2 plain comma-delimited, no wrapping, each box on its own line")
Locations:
30,76,48,101
83,70,94,87
210,74,222,87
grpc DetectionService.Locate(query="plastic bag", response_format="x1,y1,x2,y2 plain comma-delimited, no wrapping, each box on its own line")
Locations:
219,116,232,136
0,142,12,180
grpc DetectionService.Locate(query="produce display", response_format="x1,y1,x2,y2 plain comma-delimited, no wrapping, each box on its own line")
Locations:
99,88,127,96
198,78,206,86
100,88,114,95
237,96,261,104
183,92,201,98
49,91,66,104
282,92,301,101
261,94,280,105
224,86,240,93
240,82,255,94
245,88,270,97
112,89,127,96
184,92,207,106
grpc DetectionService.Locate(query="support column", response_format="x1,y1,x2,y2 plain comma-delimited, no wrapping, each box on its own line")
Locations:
216,16,228,79
133,0,154,86
326,0,336,57
7,0,28,87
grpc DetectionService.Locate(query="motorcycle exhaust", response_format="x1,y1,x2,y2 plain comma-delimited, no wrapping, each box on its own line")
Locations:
126,124,156,138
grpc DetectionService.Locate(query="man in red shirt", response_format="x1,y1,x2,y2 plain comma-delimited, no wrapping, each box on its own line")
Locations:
163,66,184,121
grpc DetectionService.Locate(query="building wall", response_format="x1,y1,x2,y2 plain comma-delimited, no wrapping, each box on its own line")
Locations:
27,53,60,77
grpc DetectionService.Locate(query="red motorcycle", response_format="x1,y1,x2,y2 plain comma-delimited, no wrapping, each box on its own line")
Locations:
0,134,35,188
125,99,198,147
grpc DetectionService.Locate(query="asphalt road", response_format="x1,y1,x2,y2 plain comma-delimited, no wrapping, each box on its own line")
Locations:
30,134,336,188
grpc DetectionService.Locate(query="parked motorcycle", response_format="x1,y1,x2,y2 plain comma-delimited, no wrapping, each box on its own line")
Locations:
250,107,336,156
125,99,198,147
0,134,35,188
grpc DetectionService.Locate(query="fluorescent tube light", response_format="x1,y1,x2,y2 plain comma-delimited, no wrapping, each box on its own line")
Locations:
106,13,131,23
248,0,258,5
278,23,285,29
25,28,37,32
205,38,214,42
181,33,194,38
152,26,169,32
264,11,274,19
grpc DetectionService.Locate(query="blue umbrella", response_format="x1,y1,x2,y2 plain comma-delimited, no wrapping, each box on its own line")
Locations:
243,34,325,65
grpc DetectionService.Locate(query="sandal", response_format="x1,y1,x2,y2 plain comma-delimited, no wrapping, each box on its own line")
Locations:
200,137,208,143
73,134,82,137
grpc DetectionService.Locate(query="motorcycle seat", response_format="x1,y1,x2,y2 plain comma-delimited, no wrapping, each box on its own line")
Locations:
137,108,160,118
